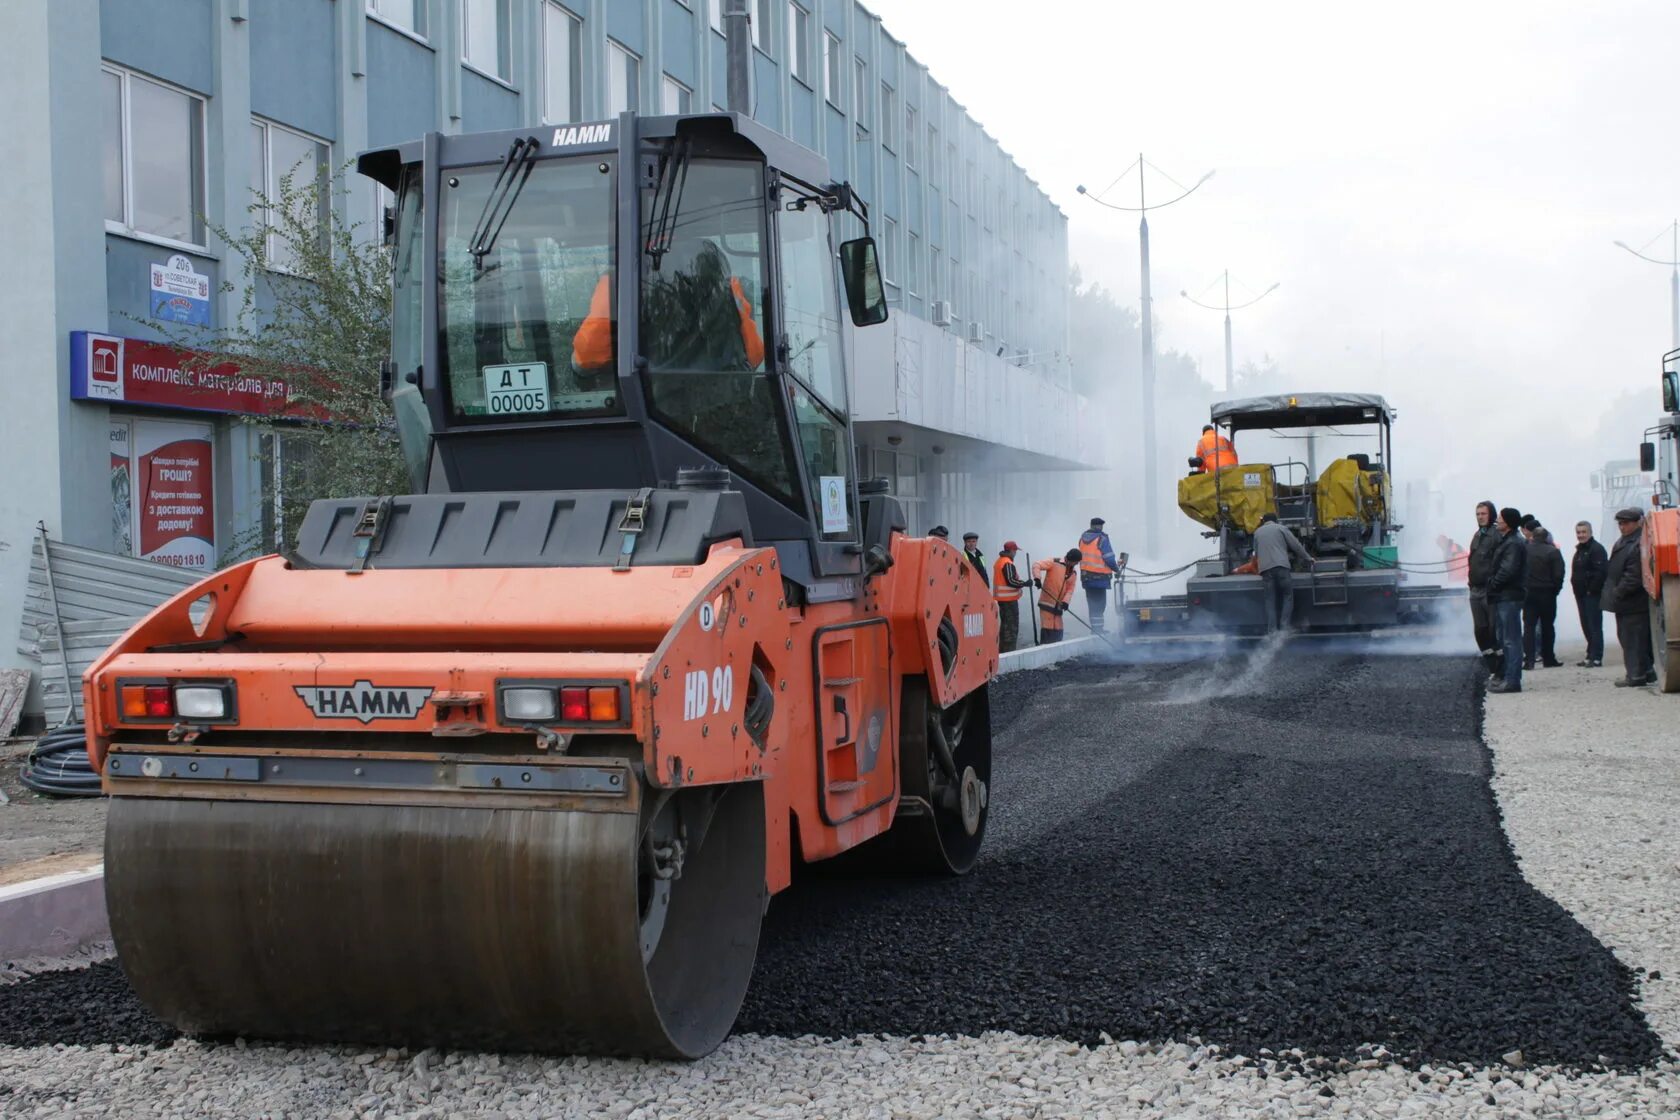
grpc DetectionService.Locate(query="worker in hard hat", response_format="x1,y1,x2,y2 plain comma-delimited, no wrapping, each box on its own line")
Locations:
962,532,987,580
1077,518,1124,633
1032,548,1082,644
1189,424,1238,474
992,541,1031,652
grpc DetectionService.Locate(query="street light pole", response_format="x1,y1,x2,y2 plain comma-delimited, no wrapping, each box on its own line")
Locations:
1182,271,1280,394
1076,158,1214,557
1613,221,1680,349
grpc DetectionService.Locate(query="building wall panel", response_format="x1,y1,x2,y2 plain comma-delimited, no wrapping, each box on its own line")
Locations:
100,0,213,93
249,0,337,140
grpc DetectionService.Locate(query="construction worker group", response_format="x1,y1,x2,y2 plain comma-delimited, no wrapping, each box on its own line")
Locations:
934,518,1124,653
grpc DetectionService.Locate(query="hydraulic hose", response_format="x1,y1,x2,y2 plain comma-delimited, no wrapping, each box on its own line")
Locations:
19,725,104,798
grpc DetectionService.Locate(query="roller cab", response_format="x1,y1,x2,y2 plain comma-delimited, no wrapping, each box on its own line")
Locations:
87,112,997,1057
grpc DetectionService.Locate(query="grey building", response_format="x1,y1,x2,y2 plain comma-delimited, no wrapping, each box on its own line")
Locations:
1,0,1105,703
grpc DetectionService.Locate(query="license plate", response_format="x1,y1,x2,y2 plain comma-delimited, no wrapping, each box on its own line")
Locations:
483,363,550,416
1139,608,1152,620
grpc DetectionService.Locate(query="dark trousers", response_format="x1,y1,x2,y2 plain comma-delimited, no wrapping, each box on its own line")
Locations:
1038,614,1064,644
1263,566,1294,632
1616,610,1654,682
1522,591,1559,665
1470,590,1496,653
1084,585,1108,632
1495,599,1524,688
1575,591,1604,662
999,599,1020,653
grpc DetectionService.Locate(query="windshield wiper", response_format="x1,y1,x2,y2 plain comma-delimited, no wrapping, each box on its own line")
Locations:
645,139,692,271
469,135,540,272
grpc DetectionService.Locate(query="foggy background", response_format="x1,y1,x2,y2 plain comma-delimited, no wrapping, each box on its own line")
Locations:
867,0,1676,641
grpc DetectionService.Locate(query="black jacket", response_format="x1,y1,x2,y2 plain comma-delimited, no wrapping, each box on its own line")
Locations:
1571,537,1608,596
1524,532,1564,595
1485,529,1528,602
1601,528,1646,615
963,547,987,580
1467,524,1501,590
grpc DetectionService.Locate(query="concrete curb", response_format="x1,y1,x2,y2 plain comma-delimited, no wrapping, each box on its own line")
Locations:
997,635,1104,673
0,864,108,962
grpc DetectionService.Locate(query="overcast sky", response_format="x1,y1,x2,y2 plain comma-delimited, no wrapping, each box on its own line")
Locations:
864,0,1680,537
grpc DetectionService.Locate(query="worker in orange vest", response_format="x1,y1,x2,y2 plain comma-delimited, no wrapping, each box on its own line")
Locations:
1437,534,1470,586
992,541,1030,652
1032,548,1082,643
580,243,765,375
1078,518,1124,633
1189,424,1238,474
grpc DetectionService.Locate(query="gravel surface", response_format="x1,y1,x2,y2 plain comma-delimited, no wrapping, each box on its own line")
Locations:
0,640,1676,1118
0,739,106,883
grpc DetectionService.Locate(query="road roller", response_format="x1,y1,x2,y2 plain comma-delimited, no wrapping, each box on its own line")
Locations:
82,111,997,1058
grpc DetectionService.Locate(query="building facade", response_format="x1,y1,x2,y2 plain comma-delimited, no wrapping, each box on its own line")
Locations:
1,0,1105,698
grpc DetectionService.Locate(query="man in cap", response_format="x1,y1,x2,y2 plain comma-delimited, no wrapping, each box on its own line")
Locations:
1601,508,1655,687
1078,518,1124,633
1032,548,1083,644
991,541,1031,652
929,525,950,541
961,532,987,580
1485,507,1529,694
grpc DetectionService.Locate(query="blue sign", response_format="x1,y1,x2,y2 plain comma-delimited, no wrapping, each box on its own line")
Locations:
148,255,211,327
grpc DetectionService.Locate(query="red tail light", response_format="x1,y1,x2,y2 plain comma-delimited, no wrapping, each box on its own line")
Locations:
560,687,589,722
144,686,172,717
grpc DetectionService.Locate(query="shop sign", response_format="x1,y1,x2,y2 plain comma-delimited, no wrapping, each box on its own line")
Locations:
70,331,294,417
149,254,211,326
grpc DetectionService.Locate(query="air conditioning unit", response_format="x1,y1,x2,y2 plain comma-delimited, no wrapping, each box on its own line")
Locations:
930,300,952,327
967,321,985,342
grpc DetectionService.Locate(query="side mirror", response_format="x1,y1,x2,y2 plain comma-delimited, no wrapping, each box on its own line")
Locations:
1640,441,1657,473
1664,371,1678,414
839,237,889,327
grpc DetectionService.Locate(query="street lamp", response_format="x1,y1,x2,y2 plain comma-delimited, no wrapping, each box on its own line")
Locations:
1076,157,1215,557
1181,271,1280,394
1613,221,1680,349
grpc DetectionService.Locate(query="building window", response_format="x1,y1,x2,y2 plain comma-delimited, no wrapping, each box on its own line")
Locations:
102,65,205,247
708,0,722,32
853,57,869,131
251,117,330,272
823,32,842,106
753,0,773,53
661,75,692,114
607,40,640,115
462,0,510,80
927,125,939,181
881,216,898,290
929,245,942,304
787,3,812,86
367,0,425,37
543,3,583,124
879,83,896,151
907,231,919,296
905,105,917,168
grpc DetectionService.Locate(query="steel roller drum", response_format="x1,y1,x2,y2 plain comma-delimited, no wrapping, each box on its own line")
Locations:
105,783,766,1057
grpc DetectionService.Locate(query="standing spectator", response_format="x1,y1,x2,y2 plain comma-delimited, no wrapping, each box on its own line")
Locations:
1467,501,1502,675
961,532,987,580
1571,520,1607,667
929,525,950,541
1521,527,1565,668
991,541,1030,653
1077,518,1123,633
1253,512,1314,633
1486,507,1529,694
1601,509,1655,687
1031,549,1081,644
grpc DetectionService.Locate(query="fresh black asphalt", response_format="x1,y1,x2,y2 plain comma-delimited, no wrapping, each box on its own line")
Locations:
0,643,1664,1067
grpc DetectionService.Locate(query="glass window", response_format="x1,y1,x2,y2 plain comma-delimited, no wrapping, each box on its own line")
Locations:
905,105,917,167
251,117,330,272
880,216,897,288
661,75,692,115
607,40,639,115
438,156,621,423
368,0,425,37
753,0,773,52
543,3,582,124
879,83,896,151
823,32,842,105
462,0,509,80
778,195,844,408
790,384,855,539
906,231,919,296
708,0,722,33
787,3,811,86
641,157,796,505
929,245,941,304
103,67,205,245
853,58,868,130
389,169,431,488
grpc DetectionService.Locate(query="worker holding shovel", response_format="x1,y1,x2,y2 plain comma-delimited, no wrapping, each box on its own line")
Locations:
1032,549,1083,644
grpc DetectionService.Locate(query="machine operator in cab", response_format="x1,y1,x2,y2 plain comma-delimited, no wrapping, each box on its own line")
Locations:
573,242,764,376
1189,424,1238,473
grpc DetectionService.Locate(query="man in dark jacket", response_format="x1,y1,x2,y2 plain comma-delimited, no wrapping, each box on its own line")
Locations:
1486,507,1529,693
1571,520,1608,667
1601,508,1655,687
1467,501,1502,674
961,532,987,580
1521,526,1565,668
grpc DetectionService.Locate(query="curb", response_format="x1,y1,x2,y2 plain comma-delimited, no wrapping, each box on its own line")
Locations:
998,635,1104,673
0,864,108,962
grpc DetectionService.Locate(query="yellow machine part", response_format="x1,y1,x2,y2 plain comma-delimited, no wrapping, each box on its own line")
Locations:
1316,458,1388,527
1177,464,1277,534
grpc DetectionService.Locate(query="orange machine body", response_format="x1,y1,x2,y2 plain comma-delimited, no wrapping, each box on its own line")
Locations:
1644,506,1680,600
84,534,996,896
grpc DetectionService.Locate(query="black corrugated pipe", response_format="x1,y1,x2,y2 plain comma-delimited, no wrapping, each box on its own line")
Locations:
19,726,103,798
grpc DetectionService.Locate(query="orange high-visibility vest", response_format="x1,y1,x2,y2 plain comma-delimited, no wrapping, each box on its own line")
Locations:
572,273,614,372
992,555,1023,601
1079,536,1111,576
1195,430,1238,472
729,276,765,369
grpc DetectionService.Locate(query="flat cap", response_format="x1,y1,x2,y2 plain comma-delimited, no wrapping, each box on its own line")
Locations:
1615,507,1644,522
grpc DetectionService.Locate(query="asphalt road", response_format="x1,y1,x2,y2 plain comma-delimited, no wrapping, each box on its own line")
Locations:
0,641,1663,1069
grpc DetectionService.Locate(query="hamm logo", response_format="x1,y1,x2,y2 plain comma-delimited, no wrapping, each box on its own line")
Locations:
295,681,435,724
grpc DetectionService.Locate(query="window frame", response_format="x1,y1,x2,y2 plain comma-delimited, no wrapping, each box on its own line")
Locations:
906,230,919,298
250,115,332,273
542,2,584,125
822,31,842,106
904,104,917,168
853,57,869,132
661,74,693,115
102,63,209,252
879,82,896,152
607,39,641,115
460,0,512,83
366,0,427,41
880,215,898,293
753,0,774,54
787,2,812,88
